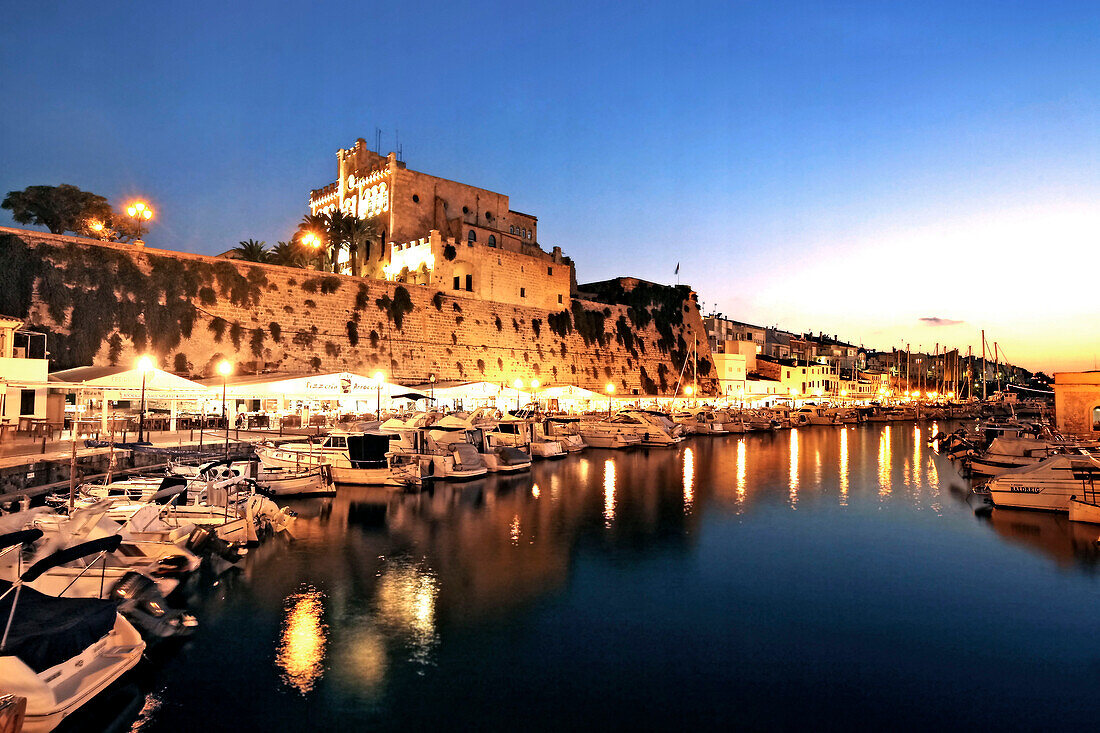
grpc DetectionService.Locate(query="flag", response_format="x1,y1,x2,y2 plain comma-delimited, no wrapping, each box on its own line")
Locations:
674,262,680,275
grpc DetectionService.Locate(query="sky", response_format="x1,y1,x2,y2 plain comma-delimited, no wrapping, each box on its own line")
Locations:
2,0,1098,373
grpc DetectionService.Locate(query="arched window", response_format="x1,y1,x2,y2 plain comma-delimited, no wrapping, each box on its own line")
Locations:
1093,406,1100,431
467,230,476,244
510,226,515,234
487,234,496,247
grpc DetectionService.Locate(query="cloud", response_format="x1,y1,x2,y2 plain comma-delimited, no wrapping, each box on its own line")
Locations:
919,317,964,326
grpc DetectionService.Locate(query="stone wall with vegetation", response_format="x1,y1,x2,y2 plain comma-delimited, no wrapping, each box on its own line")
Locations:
0,227,716,395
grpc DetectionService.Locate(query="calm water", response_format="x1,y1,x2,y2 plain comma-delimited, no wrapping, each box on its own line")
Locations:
92,423,1100,731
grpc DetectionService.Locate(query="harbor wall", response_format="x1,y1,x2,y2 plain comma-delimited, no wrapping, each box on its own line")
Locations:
0,228,716,395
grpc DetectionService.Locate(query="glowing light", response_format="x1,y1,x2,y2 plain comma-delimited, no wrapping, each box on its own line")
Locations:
531,379,540,390
136,355,154,372
603,459,616,527
510,515,521,545
605,382,615,394
216,359,233,377
373,371,385,384
912,424,922,488
840,389,848,397
532,484,540,498
301,232,323,248
513,378,524,390
276,586,327,694
789,429,799,508
684,385,694,396
839,427,849,505
88,219,104,232
683,447,694,514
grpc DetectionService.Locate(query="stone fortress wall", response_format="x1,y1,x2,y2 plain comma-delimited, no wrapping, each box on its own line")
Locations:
0,227,717,396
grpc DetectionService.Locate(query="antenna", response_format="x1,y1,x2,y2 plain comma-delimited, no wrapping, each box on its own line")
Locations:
374,127,382,152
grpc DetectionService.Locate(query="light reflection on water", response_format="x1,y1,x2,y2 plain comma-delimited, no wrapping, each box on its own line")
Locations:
788,428,799,509
878,426,892,497
603,458,616,526
839,428,849,506
683,447,695,514
735,440,747,510
276,586,327,694
127,421,1100,732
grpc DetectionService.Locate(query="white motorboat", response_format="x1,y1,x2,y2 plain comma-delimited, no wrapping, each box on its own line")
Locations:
673,408,729,435
0,535,145,733
428,416,531,473
256,431,421,488
381,420,488,480
609,410,684,447
790,407,838,427
968,437,1088,478
988,454,1100,512
538,417,587,452
490,418,566,459
577,418,642,449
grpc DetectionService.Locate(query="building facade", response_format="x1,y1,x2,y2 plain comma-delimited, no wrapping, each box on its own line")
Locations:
309,138,575,309
1054,371,1100,438
0,316,49,421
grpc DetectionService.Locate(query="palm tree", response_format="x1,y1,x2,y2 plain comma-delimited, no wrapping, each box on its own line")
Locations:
269,241,308,268
232,239,269,262
324,211,383,277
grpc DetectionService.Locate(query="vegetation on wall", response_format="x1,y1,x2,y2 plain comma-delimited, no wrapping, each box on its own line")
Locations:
570,301,607,347
346,321,359,346
548,310,572,338
375,285,415,330
432,292,444,311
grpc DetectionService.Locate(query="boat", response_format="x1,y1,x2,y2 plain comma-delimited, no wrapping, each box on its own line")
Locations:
968,437,1079,478
987,454,1100,512
575,418,641,449
610,410,684,446
490,418,566,459
0,534,145,733
255,431,421,488
537,417,587,452
790,407,838,426
428,416,532,473
380,419,489,480
672,408,729,435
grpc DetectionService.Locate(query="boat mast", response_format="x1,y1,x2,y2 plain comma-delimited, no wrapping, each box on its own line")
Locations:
981,330,987,401
906,343,911,393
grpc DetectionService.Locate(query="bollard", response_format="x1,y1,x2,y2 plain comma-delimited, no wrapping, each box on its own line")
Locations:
40,436,47,454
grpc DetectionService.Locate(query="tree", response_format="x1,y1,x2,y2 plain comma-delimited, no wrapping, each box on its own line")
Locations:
231,239,269,262
269,241,308,268
296,213,330,270
2,184,113,235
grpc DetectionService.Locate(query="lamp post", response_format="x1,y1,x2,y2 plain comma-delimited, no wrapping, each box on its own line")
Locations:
530,379,540,413
301,232,324,270
605,382,615,418
136,355,153,443
684,384,693,407
217,360,233,458
125,201,154,242
429,373,436,405
373,371,385,418
513,378,524,411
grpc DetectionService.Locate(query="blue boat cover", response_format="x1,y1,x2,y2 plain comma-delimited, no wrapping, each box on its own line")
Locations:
0,580,118,673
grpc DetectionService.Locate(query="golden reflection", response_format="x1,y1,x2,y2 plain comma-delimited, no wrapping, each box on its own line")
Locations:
815,449,822,485
376,561,439,664
931,421,940,453
510,514,521,545
532,483,541,499
276,586,327,694
683,447,695,514
912,425,922,488
878,426,892,498
603,459,616,527
789,429,799,509
839,428,849,506
735,440,747,509
550,474,560,501
578,458,590,483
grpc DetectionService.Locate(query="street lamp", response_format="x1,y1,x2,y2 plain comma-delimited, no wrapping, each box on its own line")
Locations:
513,378,524,411
217,360,233,458
136,355,153,443
373,370,385,418
125,201,154,241
605,382,615,418
530,379,540,412
301,231,324,270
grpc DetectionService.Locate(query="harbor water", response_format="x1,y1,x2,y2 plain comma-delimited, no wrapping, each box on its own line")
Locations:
98,423,1100,730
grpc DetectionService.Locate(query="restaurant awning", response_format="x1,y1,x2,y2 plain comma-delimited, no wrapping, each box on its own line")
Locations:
195,371,414,400
49,365,209,399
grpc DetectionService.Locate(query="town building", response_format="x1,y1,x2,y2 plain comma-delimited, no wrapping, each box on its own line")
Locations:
0,316,50,423
308,138,575,310
1053,371,1100,438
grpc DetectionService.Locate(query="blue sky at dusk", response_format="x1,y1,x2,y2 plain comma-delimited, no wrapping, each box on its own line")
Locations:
2,1,1098,371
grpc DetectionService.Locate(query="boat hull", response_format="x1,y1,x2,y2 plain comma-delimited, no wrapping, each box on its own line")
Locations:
1068,498,1100,524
